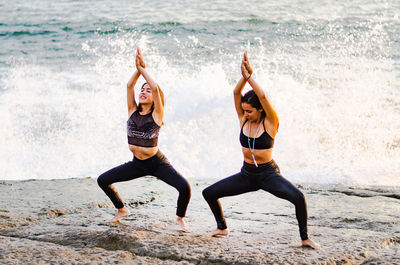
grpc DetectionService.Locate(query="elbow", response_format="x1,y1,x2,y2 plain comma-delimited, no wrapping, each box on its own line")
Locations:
233,90,241,96
151,84,161,92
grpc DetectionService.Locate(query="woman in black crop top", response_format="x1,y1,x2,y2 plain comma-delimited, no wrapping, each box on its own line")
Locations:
97,48,191,233
202,52,320,249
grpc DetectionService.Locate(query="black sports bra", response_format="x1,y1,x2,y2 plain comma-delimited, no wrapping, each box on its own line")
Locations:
127,111,160,147
239,120,274,149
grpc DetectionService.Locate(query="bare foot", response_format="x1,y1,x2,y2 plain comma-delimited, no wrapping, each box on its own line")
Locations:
109,207,130,223
210,228,229,237
176,217,192,233
302,238,321,250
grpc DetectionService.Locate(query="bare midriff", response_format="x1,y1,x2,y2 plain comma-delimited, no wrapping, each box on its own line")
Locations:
242,147,273,165
129,144,159,160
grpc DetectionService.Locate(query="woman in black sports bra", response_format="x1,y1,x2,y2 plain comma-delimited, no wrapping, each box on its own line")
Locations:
97,48,191,232
202,52,320,249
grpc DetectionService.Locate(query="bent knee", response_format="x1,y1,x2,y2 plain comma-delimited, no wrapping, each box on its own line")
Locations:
202,187,215,201
178,182,191,197
97,174,108,188
292,191,306,205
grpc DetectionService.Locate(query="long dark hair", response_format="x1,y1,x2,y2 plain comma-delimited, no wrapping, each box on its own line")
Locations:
137,82,165,112
241,90,265,119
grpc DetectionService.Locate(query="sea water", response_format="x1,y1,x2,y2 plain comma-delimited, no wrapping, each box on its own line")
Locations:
0,0,399,186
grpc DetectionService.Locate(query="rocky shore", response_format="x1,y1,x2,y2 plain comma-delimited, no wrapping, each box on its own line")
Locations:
1,178,399,264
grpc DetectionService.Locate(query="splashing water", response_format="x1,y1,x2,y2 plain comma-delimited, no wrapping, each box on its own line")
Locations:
0,0,399,186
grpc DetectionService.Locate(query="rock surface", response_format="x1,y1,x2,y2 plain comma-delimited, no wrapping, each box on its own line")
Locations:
0,178,399,264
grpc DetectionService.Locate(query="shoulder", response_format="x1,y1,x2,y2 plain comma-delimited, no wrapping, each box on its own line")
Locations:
263,118,278,138
128,109,137,119
240,117,248,128
128,103,138,115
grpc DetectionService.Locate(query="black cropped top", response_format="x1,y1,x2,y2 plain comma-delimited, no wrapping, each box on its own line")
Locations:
239,120,274,149
127,111,160,147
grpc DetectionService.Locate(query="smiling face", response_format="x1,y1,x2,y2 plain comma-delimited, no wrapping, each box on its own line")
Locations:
138,83,153,104
242,102,263,122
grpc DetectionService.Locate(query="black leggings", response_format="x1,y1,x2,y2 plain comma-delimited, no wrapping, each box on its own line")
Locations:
97,150,191,217
202,160,308,240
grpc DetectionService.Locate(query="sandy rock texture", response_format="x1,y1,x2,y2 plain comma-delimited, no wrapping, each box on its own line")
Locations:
0,178,399,264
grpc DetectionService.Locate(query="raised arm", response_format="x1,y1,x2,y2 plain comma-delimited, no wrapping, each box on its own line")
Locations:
233,53,254,123
135,48,164,124
127,70,140,116
233,76,247,122
243,52,279,135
